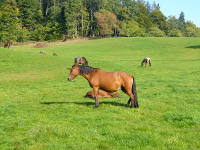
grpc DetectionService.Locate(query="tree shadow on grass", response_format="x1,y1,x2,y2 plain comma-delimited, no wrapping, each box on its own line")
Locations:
40,101,126,107
185,45,200,49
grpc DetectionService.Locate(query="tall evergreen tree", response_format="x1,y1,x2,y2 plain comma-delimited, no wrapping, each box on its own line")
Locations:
178,11,185,24
152,1,160,10
178,11,186,33
146,1,152,14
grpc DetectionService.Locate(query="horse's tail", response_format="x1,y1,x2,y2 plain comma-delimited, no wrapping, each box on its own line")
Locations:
132,76,139,107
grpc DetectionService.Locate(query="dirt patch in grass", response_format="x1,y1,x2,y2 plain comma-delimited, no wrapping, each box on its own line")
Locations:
33,42,48,48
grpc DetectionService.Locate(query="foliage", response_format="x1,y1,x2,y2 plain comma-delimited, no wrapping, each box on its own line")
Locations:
178,11,186,32
45,22,64,40
95,10,118,36
0,0,199,42
184,21,198,37
0,3,21,42
194,28,200,37
120,20,145,37
147,26,166,37
167,16,180,30
178,11,185,25
150,9,168,33
16,27,30,42
168,29,183,37
30,24,48,41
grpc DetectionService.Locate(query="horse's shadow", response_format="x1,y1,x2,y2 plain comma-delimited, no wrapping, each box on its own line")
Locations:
40,101,126,107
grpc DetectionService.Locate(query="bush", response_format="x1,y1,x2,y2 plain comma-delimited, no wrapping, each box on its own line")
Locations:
194,28,200,37
184,21,199,37
185,26,197,37
147,27,166,37
168,29,183,37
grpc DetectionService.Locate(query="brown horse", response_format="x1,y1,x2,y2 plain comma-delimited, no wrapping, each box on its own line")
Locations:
67,65,139,108
85,90,121,99
4,41,12,48
74,57,88,65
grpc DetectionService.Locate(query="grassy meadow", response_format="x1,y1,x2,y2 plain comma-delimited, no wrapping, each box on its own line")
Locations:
0,37,200,150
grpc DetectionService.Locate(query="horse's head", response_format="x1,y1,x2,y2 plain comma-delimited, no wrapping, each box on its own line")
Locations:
67,65,80,81
74,57,88,66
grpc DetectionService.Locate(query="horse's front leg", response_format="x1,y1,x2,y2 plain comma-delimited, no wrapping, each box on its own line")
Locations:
93,86,99,107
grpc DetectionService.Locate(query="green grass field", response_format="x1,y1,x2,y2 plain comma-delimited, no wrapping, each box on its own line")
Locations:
0,38,200,150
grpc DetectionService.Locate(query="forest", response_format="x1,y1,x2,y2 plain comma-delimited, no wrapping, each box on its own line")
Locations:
0,0,200,42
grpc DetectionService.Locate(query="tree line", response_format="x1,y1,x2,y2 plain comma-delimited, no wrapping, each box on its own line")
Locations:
0,0,200,43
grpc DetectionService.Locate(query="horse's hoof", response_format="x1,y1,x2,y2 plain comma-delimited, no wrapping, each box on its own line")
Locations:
94,104,99,108
94,106,99,109
130,106,139,108
130,105,138,108
135,104,139,108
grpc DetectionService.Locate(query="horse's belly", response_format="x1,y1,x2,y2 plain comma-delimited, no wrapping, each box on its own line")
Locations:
99,82,121,92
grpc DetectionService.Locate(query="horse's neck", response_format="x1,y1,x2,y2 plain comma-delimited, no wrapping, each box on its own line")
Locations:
80,73,91,82
80,69,101,83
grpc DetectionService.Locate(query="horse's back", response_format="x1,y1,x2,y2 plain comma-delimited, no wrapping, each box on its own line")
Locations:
91,70,132,92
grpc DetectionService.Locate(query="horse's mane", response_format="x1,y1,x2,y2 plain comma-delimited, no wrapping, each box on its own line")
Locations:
78,65,98,74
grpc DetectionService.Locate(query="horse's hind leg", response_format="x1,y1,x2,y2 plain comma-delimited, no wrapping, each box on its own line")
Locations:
121,86,130,106
122,86,135,108
93,86,100,107
149,60,151,66
124,85,137,108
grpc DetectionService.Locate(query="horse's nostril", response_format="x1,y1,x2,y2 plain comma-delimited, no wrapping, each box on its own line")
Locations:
68,77,71,81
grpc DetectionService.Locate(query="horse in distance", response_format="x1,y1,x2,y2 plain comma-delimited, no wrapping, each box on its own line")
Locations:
74,57,88,65
141,57,151,67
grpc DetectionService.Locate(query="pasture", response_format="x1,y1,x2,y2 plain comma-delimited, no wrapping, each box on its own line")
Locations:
0,38,200,150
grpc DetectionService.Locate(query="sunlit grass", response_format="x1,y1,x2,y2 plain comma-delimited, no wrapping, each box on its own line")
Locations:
0,37,200,150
